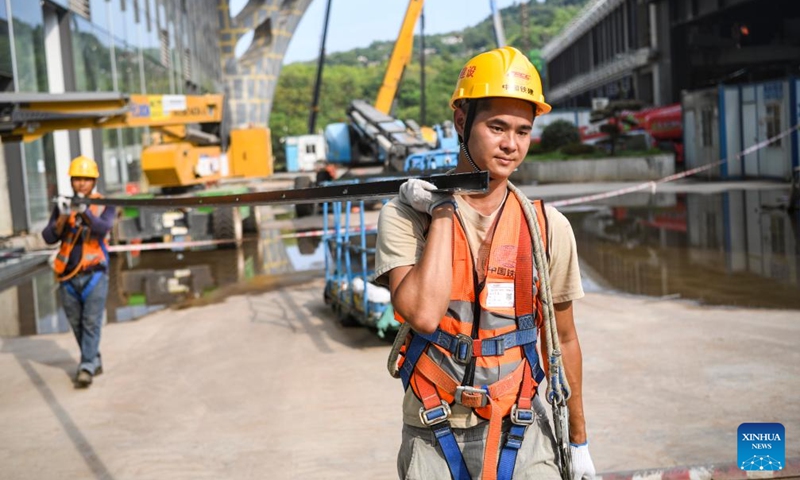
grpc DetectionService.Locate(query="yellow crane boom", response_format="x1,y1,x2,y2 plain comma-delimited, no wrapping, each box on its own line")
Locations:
373,0,425,115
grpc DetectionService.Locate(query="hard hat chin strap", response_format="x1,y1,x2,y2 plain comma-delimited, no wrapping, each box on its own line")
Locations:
461,142,481,173
459,100,481,173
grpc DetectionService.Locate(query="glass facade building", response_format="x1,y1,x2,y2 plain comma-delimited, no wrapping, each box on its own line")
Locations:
1,0,224,234
1,0,313,237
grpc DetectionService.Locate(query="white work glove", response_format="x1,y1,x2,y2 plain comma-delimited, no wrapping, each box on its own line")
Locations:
570,442,596,480
73,202,88,214
56,196,72,216
397,179,455,215
72,193,88,214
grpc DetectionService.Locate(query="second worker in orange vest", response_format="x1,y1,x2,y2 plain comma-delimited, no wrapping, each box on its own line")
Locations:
42,155,116,389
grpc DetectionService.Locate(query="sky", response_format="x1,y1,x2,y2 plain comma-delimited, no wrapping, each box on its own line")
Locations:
230,0,529,64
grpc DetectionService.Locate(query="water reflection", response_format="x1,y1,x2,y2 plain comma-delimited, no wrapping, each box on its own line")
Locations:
567,190,800,309
0,227,326,338
288,230,326,271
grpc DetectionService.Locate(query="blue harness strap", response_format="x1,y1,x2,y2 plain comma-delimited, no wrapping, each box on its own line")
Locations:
99,240,109,263
63,270,104,303
497,423,528,480
401,333,472,479
80,271,103,302
64,281,80,300
517,313,545,384
420,327,538,357
399,333,429,390
432,423,471,480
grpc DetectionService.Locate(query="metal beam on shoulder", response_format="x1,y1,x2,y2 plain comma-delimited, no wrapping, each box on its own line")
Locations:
76,171,490,209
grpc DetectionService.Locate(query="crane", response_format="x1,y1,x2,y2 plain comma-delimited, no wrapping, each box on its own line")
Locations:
374,0,425,115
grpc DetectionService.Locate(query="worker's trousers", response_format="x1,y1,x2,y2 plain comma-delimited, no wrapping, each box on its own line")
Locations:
60,271,108,375
397,396,561,479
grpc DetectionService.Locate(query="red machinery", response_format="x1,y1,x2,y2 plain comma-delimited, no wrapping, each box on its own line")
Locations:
580,103,684,163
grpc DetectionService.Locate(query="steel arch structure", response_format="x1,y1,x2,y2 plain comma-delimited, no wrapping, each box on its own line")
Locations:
218,0,314,128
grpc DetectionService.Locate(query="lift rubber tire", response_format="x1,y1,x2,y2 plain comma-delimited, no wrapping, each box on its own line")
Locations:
212,206,242,247
336,303,360,328
339,308,361,328
242,205,262,234
294,176,315,218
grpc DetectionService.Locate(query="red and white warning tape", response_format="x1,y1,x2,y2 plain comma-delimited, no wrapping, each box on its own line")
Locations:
24,224,379,255
597,457,799,480
286,225,377,240
551,124,799,208
104,225,378,252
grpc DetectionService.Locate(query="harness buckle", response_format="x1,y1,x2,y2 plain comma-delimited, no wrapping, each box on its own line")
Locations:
510,405,536,425
452,333,474,365
455,385,488,408
419,400,452,426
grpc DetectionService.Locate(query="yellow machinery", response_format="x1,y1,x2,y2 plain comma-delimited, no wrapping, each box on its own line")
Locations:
373,0,424,115
229,128,273,178
0,92,273,188
0,92,273,243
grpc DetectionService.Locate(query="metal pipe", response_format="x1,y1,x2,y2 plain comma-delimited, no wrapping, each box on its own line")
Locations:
307,0,333,134
420,7,426,126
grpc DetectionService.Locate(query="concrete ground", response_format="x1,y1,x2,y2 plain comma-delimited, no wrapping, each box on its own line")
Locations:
0,277,798,479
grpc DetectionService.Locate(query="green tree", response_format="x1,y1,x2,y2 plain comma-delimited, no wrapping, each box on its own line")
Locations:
541,120,580,151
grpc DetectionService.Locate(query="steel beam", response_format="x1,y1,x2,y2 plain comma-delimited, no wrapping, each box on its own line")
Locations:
76,172,489,209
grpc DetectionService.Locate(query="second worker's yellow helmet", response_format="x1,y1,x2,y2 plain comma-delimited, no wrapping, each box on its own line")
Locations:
450,46,551,116
68,155,100,178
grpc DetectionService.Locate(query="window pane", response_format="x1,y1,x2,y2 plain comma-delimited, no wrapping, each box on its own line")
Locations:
23,139,50,225
90,0,110,31
102,129,122,191
71,16,114,92
0,2,12,89
10,0,48,92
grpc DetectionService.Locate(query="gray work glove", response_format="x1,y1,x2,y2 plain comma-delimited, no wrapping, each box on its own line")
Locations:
56,196,72,216
72,193,88,214
397,179,455,215
570,442,596,480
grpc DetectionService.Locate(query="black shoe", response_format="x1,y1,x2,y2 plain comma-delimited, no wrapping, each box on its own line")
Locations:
94,365,103,376
75,369,93,388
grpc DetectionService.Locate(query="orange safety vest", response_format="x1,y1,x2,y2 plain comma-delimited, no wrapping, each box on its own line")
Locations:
395,194,550,480
53,193,109,282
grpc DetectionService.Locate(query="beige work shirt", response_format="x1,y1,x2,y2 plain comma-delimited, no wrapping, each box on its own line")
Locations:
374,183,584,428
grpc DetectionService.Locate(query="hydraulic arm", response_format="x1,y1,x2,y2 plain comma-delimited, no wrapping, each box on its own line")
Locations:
0,92,223,143
0,92,271,189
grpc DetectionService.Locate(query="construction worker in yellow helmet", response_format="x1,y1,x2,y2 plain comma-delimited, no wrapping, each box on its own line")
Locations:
375,46,596,479
42,155,116,389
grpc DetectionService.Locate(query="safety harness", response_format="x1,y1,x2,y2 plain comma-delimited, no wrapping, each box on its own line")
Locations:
53,194,110,299
389,191,569,480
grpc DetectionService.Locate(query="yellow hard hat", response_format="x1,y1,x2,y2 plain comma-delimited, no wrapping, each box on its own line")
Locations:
450,46,551,116
68,155,100,178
